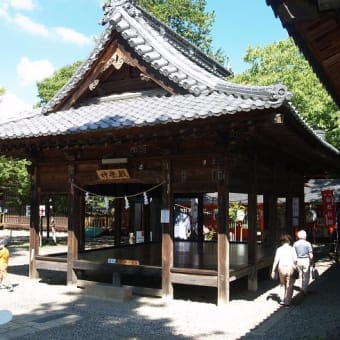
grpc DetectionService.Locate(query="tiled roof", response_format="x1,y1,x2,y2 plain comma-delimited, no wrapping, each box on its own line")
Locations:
42,0,292,114
0,90,286,140
3,89,338,158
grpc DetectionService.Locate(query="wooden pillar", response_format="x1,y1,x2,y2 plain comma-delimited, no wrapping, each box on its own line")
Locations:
78,193,86,252
29,163,40,279
286,196,293,236
298,180,305,231
248,189,257,291
67,166,78,285
45,196,50,240
144,203,151,243
73,190,84,252
162,160,173,300
263,192,279,247
217,158,230,306
114,198,121,246
263,194,271,246
247,157,258,291
197,194,204,242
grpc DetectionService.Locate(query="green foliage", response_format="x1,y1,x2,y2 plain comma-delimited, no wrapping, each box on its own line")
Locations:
0,156,31,209
85,194,114,216
36,61,82,106
0,87,5,96
231,38,340,150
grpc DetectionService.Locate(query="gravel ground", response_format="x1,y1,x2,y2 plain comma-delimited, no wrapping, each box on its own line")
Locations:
0,230,338,340
243,261,340,340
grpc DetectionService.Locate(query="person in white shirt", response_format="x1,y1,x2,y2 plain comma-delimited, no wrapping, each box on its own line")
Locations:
271,233,298,306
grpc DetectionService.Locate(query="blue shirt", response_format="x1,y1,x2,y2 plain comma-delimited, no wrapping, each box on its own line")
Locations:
293,239,313,258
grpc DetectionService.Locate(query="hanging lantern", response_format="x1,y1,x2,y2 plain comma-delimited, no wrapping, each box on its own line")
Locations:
85,192,89,201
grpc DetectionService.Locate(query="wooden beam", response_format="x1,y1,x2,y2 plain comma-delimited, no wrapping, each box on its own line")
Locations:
35,257,68,272
170,272,217,287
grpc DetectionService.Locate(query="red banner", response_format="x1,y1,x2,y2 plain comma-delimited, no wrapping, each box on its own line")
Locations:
321,190,337,229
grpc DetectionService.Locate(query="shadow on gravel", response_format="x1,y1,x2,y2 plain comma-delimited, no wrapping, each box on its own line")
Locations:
240,260,338,340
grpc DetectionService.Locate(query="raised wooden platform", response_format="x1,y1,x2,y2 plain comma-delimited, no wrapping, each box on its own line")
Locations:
34,241,274,297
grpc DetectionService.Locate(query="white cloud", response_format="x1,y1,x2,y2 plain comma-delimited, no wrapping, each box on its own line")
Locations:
54,26,91,46
0,3,10,21
0,91,32,121
0,0,33,20
3,3,91,46
13,14,48,37
10,0,34,10
17,57,54,86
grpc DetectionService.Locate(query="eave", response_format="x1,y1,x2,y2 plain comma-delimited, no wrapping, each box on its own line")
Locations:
267,0,340,108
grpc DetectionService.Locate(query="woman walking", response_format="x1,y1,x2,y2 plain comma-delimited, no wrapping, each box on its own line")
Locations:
271,233,298,306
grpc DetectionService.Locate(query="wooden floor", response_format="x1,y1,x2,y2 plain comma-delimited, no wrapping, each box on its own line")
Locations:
35,240,275,299
77,241,274,270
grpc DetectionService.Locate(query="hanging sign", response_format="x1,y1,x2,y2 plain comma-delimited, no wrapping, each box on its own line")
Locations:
96,168,130,181
321,190,336,229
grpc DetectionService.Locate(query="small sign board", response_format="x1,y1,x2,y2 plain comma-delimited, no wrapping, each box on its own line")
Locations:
96,168,130,181
39,205,46,217
161,209,170,223
107,258,116,264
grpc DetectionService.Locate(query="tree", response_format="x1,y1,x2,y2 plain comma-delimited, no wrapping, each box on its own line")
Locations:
0,89,31,211
0,156,31,210
36,61,82,106
37,1,224,105
136,0,225,63
231,38,340,150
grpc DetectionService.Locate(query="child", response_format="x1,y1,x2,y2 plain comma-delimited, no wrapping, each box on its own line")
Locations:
0,238,13,292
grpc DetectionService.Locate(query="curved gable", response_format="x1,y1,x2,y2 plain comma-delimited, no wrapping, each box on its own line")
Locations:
43,0,291,114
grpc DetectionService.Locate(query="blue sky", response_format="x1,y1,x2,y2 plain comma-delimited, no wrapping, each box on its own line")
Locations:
0,0,288,114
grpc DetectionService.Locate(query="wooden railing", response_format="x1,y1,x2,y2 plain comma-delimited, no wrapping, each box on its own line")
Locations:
2,214,68,232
